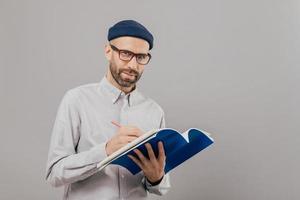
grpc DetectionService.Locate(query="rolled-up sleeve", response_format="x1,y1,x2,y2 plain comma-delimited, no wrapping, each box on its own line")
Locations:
45,90,107,187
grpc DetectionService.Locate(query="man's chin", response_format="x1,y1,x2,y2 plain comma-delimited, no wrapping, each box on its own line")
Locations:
119,79,136,88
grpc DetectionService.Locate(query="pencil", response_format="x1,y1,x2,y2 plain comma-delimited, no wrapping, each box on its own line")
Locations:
111,120,121,128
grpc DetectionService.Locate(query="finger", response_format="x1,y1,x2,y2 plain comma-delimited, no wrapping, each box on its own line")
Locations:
120,128,142,137
158,141,166,163
111,121,121,128
130,128,143,137
125,126,143,134
128,131,142,137
145,143,156,162
133,148,148,164
128,155,143,170
121,135,139,143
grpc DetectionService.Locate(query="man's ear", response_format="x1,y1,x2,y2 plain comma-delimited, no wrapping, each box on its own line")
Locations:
104,44,112,61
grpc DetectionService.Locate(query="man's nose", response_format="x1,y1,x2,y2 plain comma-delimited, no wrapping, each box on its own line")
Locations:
127,56,138,71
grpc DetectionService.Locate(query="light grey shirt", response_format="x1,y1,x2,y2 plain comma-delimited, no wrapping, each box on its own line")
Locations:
45,76,171,200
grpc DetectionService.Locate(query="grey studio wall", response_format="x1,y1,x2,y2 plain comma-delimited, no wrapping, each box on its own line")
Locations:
1,0,299,200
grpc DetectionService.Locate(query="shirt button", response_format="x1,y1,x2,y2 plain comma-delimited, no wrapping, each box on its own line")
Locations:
121,174,124,178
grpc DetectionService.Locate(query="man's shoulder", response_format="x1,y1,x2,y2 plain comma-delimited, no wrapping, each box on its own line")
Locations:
138,92,165,114
149,98,164,113
62,82,100,102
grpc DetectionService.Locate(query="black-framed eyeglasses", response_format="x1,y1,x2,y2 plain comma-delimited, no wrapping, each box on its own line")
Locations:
110,44,151,65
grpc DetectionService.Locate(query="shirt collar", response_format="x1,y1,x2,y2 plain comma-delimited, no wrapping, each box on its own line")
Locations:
99,76,143,107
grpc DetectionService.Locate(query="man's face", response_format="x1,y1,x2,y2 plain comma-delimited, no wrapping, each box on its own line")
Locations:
106,36,150,88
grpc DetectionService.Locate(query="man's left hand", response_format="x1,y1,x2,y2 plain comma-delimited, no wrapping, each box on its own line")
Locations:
128,141,165,183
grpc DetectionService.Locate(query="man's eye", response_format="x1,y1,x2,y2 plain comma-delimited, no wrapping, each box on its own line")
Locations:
121,51,132,57
137,55,146,60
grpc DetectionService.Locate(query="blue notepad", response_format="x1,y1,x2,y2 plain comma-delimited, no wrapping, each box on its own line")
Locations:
96,128,214,175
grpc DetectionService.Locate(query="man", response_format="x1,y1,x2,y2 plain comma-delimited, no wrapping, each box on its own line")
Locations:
45,20,171,200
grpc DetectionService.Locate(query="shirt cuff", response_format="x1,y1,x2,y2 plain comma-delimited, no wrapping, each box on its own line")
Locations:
146,175,164,186
142,173,170,196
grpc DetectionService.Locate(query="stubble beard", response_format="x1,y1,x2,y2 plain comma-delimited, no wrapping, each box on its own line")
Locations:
109,62,142,88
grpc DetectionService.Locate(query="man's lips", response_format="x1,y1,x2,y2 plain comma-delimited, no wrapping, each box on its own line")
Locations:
121,71,137,77
121,72,136,80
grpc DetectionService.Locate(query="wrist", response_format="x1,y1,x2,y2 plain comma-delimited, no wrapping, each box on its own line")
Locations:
146,175,164,186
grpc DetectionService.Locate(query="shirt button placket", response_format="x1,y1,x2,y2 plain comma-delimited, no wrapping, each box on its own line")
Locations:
119,95,129,198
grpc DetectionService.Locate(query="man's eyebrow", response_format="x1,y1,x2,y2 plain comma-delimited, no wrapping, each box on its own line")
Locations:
122,49,149,55
111,43,149,55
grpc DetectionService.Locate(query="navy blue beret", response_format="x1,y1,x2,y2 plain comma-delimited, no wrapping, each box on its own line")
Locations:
108,20,154,50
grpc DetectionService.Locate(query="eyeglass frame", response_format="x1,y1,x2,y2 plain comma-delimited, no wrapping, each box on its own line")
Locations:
109,44,152,65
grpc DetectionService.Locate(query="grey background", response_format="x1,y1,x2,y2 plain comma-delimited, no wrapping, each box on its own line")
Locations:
1,0,299,199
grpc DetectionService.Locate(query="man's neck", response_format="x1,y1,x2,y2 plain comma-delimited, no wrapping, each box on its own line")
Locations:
106,71,135,94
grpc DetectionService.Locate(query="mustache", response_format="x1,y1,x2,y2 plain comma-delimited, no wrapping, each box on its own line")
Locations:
119,69,139,76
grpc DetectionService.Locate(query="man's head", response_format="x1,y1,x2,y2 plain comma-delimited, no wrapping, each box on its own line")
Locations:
104,20,154,92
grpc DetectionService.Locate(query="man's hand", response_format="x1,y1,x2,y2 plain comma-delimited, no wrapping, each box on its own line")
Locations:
106,125,143,156
128,141,166,184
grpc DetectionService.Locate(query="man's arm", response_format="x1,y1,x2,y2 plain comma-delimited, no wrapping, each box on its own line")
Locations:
139,110,171,195
45,90,107,187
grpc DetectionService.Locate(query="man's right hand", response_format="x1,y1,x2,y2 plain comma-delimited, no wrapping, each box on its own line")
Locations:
105,125,143,156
